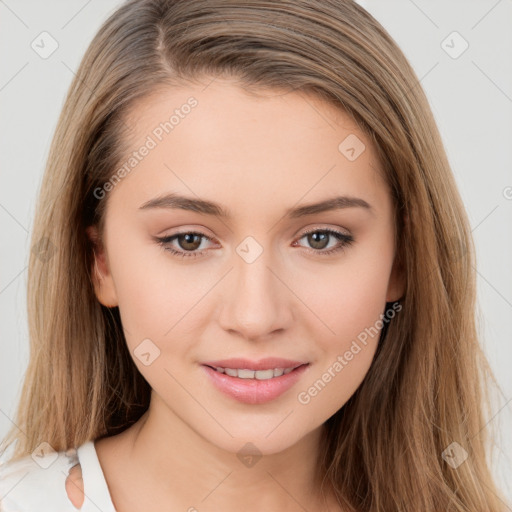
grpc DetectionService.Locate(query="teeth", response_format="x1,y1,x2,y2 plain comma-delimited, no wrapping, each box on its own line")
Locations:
214,367,296,379
238,369,256,379
254,369,274,380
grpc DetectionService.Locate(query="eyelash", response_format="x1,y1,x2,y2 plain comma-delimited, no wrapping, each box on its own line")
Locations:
155,228,354,259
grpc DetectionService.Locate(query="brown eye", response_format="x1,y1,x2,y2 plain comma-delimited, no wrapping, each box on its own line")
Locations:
295,229,354,256
155,231,215,258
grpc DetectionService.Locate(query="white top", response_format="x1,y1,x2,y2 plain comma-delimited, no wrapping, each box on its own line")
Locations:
0,440,116,511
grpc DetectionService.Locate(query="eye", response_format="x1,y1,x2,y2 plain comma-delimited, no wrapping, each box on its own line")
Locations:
293,228,354,256
155,228,354,259
154,231,216,259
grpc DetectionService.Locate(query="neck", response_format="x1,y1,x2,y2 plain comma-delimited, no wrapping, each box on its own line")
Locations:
106,395,339,512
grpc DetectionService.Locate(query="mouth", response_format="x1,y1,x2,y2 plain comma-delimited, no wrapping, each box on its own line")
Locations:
201,359,310,404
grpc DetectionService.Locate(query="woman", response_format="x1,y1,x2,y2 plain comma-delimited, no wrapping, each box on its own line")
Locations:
0,0,507,510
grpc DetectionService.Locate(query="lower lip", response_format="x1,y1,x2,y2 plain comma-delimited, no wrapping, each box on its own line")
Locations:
202,364,309,405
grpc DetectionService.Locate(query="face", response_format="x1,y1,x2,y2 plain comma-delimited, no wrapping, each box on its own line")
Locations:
88,78,403,455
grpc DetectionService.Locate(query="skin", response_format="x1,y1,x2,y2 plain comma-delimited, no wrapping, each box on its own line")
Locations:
73,78,404,511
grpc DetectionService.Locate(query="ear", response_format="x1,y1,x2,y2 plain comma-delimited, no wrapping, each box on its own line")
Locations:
386,211,406,302
86,225,118,308
386,255,405,302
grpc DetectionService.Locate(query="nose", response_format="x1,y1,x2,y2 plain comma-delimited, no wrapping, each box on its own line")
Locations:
218,244,294,341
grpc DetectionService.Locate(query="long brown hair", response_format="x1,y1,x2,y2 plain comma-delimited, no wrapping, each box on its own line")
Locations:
1,0,507,509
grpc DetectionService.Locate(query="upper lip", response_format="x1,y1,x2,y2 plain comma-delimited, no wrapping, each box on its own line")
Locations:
202,358,308,371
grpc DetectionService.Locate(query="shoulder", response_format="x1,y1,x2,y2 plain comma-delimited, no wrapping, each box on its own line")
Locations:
0,445,80,511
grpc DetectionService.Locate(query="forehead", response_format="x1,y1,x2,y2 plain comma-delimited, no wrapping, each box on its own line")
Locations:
111,78,391,220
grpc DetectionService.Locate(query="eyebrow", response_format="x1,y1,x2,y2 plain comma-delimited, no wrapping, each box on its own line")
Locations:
139,193,373,219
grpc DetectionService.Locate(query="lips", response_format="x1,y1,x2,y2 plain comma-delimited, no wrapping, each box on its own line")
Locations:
201,357,310,404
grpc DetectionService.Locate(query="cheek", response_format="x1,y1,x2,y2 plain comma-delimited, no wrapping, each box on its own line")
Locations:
292,244,393,411
107,246,204,394
301,250,393,351
107,238,200,347
294,279,387,415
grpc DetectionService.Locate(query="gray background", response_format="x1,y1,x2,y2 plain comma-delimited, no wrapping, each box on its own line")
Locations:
1,0,511,504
